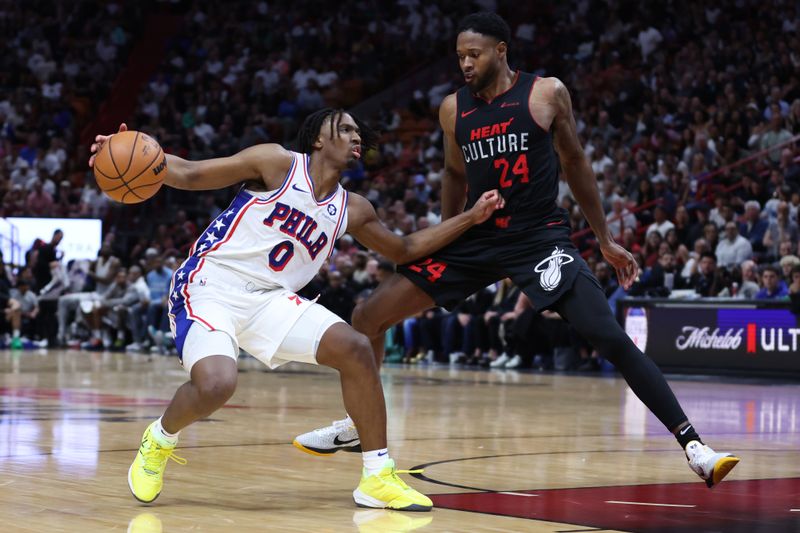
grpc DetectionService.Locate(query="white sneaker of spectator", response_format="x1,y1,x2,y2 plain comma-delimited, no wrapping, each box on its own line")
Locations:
449,352,465,364
505,355,523,369
490,353,510,368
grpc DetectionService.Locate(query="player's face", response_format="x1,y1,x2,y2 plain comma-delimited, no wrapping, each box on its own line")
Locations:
318,113,362,166
456,31,505,93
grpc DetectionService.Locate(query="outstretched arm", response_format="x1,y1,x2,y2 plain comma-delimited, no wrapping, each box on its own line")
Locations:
89,123,293,191
347,191,504,265
550,79,638,289
439,94,468,220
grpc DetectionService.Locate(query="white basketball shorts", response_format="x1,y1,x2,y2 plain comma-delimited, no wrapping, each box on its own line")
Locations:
168,259,344,372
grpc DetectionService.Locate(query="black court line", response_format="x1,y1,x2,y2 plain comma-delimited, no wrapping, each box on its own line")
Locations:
407,450,795,493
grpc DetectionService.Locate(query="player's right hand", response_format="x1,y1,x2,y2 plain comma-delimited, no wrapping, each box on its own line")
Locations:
470,189,505,224
88,123,127,168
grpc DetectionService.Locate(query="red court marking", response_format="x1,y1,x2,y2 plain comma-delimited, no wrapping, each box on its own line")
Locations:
0,387,249,408
432,478,800,532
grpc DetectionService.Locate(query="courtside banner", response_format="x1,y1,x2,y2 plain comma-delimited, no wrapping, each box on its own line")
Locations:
620,299,800,375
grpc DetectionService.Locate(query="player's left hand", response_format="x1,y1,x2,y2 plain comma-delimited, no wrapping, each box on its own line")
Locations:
469,189,505,224
600,241,639,290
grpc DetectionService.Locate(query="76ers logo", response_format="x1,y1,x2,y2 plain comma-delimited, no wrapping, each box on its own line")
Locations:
534,247,574,291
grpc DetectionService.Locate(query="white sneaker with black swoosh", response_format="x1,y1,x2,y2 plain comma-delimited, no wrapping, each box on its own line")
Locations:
685,440,740,488
293,416,361,456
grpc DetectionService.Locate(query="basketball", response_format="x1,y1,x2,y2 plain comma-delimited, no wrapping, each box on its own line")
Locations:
93,130,166,204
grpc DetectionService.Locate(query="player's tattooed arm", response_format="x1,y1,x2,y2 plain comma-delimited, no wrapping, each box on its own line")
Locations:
164,143,294,191
346,191,504,264
439,94,468,221
550,79,639,288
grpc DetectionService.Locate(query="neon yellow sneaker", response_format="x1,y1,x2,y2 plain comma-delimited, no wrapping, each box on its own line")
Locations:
352,459,432,512
127,422,186,503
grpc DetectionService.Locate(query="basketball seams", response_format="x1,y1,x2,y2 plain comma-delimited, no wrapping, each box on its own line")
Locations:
107,135,124,180
122,132,140,176
106,134,140,200
121,188,146,203
95,131,165,203
124,147,164,187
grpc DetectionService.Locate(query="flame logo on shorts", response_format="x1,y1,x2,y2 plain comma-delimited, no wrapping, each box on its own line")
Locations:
533,247,574,291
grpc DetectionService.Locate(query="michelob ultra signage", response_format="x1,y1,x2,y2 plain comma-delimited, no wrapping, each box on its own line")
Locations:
622,302,800,374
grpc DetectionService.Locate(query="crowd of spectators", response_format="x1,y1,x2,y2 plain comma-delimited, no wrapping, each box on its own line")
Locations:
2,1,800,370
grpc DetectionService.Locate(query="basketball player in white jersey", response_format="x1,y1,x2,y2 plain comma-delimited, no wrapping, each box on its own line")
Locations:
89,109,504,511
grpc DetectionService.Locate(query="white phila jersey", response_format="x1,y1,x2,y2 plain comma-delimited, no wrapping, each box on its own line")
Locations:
179,151,349,292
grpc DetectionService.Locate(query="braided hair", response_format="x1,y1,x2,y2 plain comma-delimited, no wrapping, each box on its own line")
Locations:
295,108,379,154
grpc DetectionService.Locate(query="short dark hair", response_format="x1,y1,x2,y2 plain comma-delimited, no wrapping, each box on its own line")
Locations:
295,108,378,155
761,265,780,277
457,12,511,44
700,251,717,263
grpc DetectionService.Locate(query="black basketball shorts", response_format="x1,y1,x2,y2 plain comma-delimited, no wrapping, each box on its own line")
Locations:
397,224,593,311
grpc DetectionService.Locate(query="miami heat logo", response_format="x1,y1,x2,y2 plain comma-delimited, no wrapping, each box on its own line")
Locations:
533,247,574,291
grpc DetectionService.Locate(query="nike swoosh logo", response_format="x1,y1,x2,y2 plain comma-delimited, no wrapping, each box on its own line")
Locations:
679,425,692,435
292,184,309,193
461,108,478,118
333,436,359,446
377,451,388,456
501,102,520,108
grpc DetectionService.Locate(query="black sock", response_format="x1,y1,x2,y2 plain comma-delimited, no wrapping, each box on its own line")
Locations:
675,423,703,449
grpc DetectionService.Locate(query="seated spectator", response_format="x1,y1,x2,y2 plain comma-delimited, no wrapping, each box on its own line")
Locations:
82,269,140,349
715,222,753,269
478,279,520,367
606,198,637,241
779,255,800,283
763,201,799,260
755,265,789,300
9,280,39,340
593,261,619,298
637,251,684,296
739,200,769,255
318,271,355,322
687,252,722,297
125,266,151,351
737,260,761,299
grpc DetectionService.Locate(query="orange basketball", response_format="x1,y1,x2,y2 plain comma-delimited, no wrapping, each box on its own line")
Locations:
93,130,166,204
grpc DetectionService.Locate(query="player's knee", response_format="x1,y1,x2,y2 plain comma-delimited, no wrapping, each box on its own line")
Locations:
340,332,377,372
194,371,237,405
351,302,383,338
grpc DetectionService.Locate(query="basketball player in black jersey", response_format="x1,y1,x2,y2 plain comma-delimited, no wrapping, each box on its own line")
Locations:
295,12,739,488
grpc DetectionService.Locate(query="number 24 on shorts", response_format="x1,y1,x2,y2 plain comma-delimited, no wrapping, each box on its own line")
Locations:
408,258,447,282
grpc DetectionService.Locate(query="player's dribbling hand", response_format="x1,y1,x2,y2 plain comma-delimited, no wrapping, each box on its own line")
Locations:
470,190,505,224
88,123,128,168
600,241,639,290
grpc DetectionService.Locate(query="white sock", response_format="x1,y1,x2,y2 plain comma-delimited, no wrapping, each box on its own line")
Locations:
12,329,20,338
362,448,390,476
151,417,179,447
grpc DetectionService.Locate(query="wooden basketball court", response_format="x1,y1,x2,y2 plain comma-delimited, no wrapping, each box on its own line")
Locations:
1,349,798,532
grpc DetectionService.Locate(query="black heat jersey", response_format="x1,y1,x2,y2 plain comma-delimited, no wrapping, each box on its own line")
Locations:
398,71,592,312
455,71,563,233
